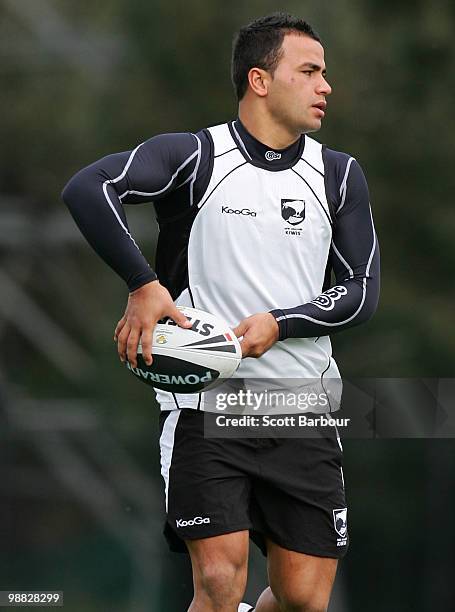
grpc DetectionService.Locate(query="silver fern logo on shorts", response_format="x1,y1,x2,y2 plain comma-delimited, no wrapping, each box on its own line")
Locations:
176,516,211,528
333,508,348,546
265,150,281,161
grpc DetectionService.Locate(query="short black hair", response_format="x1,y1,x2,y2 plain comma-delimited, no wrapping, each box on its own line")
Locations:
231,12,321,101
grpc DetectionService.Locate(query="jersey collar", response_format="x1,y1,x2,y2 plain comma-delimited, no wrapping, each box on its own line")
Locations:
229,118,305,171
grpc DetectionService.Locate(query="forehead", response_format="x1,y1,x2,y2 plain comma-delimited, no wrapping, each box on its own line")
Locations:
279,33,325,67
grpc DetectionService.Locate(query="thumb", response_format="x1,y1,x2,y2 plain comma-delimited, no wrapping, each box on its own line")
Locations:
233,319,249,339
171,306,193,328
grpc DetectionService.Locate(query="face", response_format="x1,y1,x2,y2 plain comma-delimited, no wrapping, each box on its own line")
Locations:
264,33,332,134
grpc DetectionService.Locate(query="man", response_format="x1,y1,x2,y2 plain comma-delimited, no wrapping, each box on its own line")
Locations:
63,12,379,612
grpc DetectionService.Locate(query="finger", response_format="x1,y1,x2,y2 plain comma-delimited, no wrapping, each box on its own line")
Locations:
233,320,248,339
140,328,153,366
239,338,250,358
117,323,131,362
240,332,263,358
114,316,127,341
171,307,193,328
126,328,141,368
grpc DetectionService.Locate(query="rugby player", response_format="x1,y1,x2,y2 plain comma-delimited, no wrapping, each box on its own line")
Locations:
63,12,380,612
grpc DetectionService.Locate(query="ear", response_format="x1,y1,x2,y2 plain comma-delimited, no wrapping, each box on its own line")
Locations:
247,67,270,97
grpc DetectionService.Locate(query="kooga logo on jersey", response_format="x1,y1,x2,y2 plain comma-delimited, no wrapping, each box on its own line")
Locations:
222,206,257,217
176,516,211,528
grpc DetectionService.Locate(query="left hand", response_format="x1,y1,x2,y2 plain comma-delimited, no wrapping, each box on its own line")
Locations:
233,313,279,358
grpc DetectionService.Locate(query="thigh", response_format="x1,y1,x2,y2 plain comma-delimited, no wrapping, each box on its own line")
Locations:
159,409,253,550
266,538,338,610
251,426,348,558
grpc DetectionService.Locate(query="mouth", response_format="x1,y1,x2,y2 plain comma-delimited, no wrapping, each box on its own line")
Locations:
312,101,327,117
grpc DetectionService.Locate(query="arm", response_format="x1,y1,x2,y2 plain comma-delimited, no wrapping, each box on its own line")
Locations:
270,158,380,339
235,159,380,356
62,132,200,291
62,133,200,365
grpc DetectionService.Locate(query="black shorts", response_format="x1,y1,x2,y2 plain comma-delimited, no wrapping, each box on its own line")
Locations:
159,409,348,558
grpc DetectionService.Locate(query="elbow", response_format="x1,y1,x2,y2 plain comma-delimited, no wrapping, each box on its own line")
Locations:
357,281,380,325
61,181,72,205
358,302,378,325
61,173,81,208
61,166,94,210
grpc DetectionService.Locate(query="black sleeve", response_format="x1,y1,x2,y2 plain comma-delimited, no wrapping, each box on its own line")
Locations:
270,157,380,339
61,132,201,291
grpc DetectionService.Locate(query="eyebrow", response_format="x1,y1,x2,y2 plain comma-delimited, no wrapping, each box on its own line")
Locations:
298,62,327,75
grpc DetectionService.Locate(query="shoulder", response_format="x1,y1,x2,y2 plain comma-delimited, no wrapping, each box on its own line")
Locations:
323,145,369,194
322,145,358,183
128,129,213,180
317,144,370,215
303,136,359,182
147,128,211,147
140,130,207,161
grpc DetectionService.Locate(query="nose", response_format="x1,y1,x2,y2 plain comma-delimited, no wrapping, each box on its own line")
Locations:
317,76,332,96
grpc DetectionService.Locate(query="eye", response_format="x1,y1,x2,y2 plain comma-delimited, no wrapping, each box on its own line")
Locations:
302,70,313,75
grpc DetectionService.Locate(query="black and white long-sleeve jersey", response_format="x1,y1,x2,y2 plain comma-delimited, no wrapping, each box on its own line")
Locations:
63,118,379,405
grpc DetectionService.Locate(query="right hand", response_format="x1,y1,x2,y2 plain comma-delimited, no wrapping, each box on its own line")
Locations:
114,280,192,368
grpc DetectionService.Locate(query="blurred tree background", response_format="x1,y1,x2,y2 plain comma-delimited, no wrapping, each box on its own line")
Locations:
1,0,454,610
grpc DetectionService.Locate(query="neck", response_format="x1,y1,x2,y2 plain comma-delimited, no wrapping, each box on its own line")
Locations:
238,102,301,149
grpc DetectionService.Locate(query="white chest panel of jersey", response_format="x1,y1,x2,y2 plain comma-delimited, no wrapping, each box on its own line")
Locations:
157,123,341,413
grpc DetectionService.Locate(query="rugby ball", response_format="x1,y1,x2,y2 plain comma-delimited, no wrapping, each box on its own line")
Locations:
125,306,242,393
